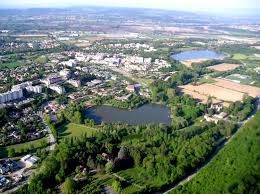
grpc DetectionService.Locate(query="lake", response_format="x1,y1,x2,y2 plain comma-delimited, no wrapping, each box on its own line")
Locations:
85,104,172,125
171,50,225,61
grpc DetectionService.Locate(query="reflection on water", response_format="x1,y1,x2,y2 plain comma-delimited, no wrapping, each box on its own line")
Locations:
85,104,171,125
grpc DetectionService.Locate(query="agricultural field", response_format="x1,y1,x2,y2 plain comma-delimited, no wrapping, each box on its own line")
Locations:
180,59,209,68
179,78,260,105
179,83,244,102
213,78,260,97
178,87,223,104
207,63,240,72
57,123,97,139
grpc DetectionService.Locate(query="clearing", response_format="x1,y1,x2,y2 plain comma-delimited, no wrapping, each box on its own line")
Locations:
57,123,97,139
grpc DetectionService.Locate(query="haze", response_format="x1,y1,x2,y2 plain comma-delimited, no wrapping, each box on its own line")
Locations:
0,0,259,15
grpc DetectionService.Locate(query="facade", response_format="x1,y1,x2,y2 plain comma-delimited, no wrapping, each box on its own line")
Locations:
0,89,23,104
11,81,32,91
60,59,77,67
67,79,81,88
41,74,63,86
49,84,65,94
59,69,71,79
25,85,42,94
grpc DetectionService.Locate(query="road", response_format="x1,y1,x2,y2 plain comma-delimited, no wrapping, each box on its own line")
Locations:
159,98,260,194
37,110,56,151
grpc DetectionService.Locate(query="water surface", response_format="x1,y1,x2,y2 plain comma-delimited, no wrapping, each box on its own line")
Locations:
172,50,224,61
85,104,171,125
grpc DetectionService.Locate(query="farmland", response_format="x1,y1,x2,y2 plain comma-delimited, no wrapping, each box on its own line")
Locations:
213,78,260,97
179,78,260,105
179,83,244,102
207,63,240,72
180,59,209,68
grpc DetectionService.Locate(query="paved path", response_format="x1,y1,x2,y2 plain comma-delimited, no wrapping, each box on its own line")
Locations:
159,98,260,194
37,110,56,151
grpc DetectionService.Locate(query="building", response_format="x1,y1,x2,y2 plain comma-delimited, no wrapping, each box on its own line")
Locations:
126,84,141,93
25,85,42,94
21,155,39,166
60,59,77,67
67,79,81,88
11,81,32,91
204,112,228,124
59,69,71,79
0,89,23,104
49,84,65,94
41,74,63,86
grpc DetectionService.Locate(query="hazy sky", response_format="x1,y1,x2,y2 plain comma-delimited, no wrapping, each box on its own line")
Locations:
0,0,259,13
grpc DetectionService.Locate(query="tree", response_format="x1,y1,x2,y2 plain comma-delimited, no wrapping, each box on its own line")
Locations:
105,161,115,174
118,146,129,159
111,179,122,193
64,177,76,194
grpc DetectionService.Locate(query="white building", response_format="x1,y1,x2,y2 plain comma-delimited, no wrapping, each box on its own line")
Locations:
0,89,23,104
67,79,81,88
60,59,77,67
25,85,42,94
59,69,71,79
41,74,63,86
49,84,65,94
12,81,32,91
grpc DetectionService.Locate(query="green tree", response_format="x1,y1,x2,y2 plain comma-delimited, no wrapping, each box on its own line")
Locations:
105,161,115,174
111,179,122,193
64,177,76,194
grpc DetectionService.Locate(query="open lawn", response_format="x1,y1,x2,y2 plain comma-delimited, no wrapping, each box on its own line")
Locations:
57,123,97,139
224,74,254,85
0,137,48,158
0,61,27,69
232,53,248,60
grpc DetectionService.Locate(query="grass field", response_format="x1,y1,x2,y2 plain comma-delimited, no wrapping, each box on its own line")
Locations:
225,74,254,85
0,61,27,69
0,137,48,158
57,123,97,139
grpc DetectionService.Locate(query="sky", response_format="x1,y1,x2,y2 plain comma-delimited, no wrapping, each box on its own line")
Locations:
0,0,259,14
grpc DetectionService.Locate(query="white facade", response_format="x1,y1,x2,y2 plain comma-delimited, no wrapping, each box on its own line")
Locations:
41,74,63,86
49,84,65,94
25,85,42,94
59,69,71,79
60,59,77,67
67,79,81,88
12,81,32,91
0,89,23,104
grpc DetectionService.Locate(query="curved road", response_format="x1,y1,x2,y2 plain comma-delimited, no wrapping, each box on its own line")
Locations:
158,98,260,194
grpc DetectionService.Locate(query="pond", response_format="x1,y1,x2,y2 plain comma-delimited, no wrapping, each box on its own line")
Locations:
171,50,225,61
85,104,172,125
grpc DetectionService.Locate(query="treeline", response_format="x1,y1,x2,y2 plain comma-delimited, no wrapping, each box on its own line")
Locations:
171,110,260,194
225,96,255,121
109,95,148,109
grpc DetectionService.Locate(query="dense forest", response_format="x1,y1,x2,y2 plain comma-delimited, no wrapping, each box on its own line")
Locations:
171,110,260,194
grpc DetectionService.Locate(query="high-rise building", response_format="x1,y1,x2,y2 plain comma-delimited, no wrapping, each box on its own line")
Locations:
0,89,23,104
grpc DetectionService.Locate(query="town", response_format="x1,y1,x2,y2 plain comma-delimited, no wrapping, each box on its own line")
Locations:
0,5,260,194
